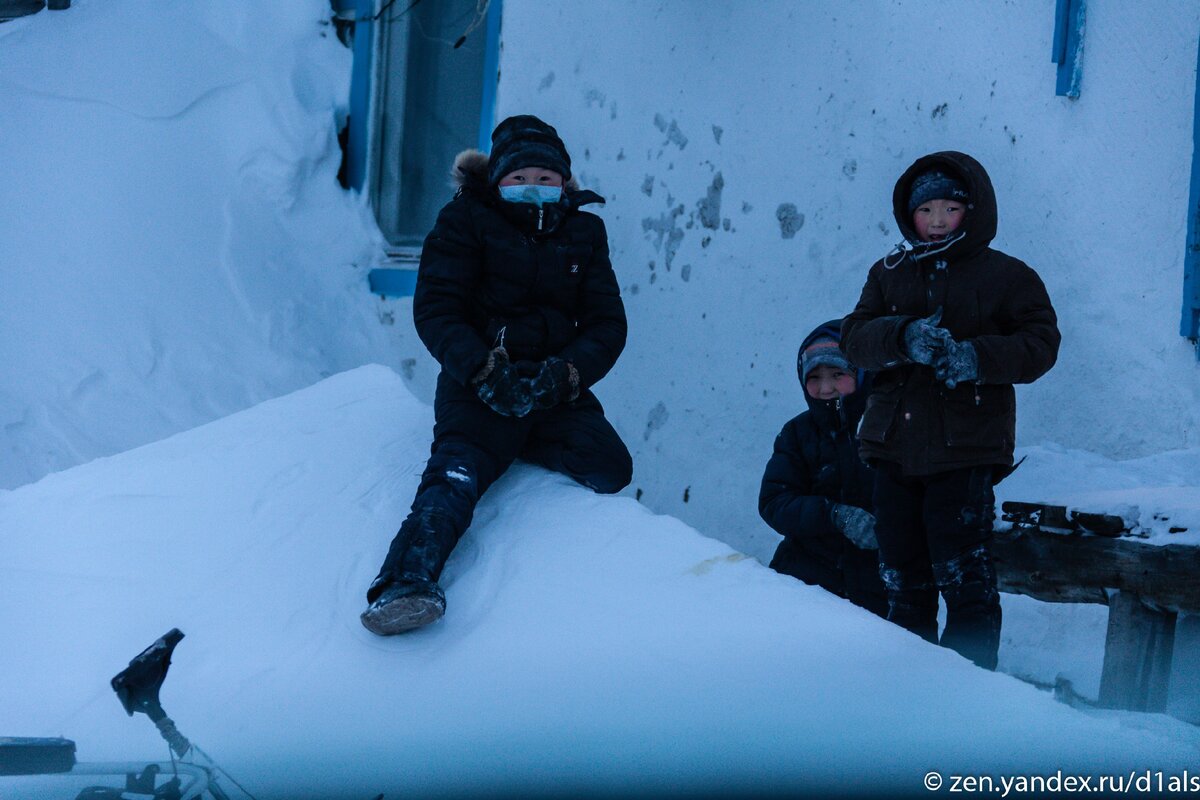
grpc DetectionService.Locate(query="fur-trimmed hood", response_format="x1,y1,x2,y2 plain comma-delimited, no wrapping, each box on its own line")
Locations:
451,149,584,195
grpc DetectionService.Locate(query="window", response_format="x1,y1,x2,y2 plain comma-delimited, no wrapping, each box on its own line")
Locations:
346,0,501,246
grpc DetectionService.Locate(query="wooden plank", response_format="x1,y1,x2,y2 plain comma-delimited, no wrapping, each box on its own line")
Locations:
1098,592,1177,712
991,526,1200,613
1166,614,1200,725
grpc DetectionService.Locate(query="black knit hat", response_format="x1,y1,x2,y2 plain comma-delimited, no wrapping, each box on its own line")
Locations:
487,115,572,187
907,170,969,213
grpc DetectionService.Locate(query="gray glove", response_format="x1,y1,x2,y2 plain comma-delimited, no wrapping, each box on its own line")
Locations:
473,348,534,417
933,340,979,389
902,309,954,365
832,503,878,550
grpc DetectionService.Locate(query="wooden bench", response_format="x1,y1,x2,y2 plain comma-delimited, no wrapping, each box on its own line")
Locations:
991,502,1199,713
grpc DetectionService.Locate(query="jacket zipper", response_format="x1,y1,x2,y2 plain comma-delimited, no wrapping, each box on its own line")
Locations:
537,208,544,232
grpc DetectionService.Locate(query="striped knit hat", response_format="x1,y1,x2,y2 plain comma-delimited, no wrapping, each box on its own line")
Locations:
799,336,852,383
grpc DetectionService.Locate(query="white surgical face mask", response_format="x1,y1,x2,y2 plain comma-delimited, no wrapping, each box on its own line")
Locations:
498,184,562,207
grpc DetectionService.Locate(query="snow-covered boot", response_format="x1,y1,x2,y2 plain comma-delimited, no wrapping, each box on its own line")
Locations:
361,508,457,635
934,545,1002,670
360,572,446,635
880,565,939,644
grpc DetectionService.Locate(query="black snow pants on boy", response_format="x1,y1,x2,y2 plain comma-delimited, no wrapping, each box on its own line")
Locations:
872,461,1001,670
367,372,633,603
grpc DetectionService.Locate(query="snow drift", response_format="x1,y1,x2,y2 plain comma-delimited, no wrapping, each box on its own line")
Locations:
2,366,1197,799
0,0,395,490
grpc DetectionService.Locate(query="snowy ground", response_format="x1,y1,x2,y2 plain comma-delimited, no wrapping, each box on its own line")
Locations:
4,3,1200,797
3,367,1199,800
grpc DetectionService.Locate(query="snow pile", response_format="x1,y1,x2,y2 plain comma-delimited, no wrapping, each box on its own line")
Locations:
0,0,392,490
2,366,1198,799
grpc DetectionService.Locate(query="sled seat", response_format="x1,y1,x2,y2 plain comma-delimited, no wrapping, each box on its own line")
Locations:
0,737,76,775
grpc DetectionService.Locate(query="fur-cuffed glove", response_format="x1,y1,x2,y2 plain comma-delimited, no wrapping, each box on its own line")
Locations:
832,503,879,550
473,348,534,417
933,340,979,389
902,309,954,365
528,357,580,411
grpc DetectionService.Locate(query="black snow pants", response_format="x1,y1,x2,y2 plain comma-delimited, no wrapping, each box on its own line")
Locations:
368,372,633,602
871,461,1002,670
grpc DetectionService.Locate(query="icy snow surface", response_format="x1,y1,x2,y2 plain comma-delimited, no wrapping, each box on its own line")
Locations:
2,367,1199,800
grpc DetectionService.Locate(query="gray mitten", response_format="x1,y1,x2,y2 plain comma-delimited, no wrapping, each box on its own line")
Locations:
473,348,534,417
902,309,953,365
832,503,879,550
933,340,979,389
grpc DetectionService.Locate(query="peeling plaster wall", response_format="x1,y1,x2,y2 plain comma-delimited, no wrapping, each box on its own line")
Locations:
486,1,1200,561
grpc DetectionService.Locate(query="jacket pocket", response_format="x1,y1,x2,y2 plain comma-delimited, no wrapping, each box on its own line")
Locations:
941,385,1015,450
858,389,901,444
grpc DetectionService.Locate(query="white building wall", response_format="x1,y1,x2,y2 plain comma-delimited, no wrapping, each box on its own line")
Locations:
491,1,1200,560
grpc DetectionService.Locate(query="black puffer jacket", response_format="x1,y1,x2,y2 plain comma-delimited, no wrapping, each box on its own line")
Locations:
759,322,880,606
414,150,627,390
841,151,1060,476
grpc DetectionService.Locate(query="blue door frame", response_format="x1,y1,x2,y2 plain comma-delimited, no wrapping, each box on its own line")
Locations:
477,0,503,152
1183,34,1200,353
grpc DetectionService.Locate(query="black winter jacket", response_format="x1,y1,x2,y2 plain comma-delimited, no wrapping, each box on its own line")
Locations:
759,323,880,603
841,151,1060,476
414,150,627,390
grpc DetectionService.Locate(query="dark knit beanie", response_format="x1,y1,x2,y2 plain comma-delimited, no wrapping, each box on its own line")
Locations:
799,336,853,383
907,170,970,213
486,115,571,187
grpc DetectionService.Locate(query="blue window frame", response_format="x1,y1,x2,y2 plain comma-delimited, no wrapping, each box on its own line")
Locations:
1051,0,1085,98
1182,34,1200,352
345,0,503,297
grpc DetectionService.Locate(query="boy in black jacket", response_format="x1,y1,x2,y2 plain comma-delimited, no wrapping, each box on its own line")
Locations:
361,115,632,635
759,321,887,618
841,152,1060,669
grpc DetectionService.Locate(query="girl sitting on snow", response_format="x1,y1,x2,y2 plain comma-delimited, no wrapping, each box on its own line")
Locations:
361,115,632,635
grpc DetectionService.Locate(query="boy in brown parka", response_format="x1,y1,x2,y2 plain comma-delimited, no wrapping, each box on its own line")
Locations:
841,151,1060,669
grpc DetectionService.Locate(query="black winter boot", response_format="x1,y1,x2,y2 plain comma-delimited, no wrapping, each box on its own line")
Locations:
361,572,446,635
361,509,457,635
934,545,1002,670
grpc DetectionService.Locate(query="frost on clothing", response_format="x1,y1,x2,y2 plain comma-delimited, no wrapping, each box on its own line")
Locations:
445,468,472,483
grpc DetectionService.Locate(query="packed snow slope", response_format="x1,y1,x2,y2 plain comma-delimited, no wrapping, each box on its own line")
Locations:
0,0,394,490
2,366,1198,800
